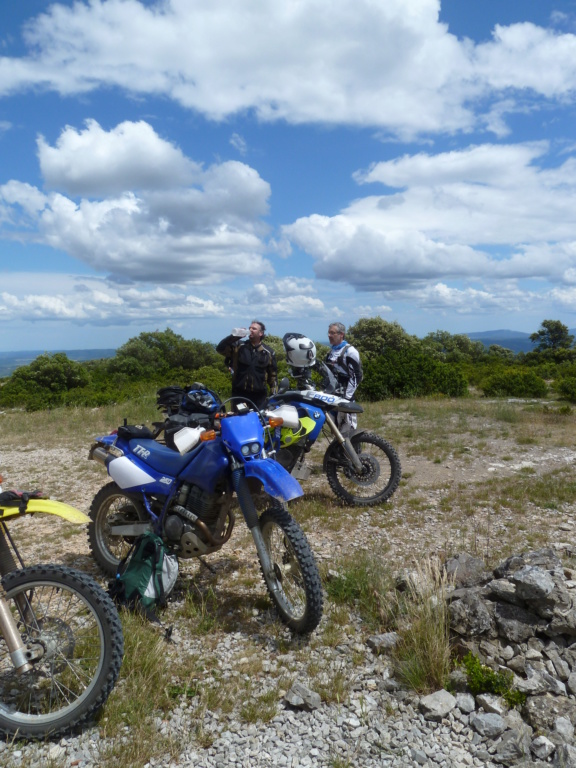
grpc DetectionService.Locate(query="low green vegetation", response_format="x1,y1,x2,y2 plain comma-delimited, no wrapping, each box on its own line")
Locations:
460,652,526,708
2,317,576,411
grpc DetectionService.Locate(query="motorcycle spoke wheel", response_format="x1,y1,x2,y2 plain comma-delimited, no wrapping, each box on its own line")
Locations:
0,565,123,739
88,482,150,576
326,432,401,506
258,506,323,634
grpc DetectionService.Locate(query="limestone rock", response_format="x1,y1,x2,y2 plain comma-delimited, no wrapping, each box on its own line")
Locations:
283,681,321,711
419,689,456,722
530,735,556,760
470,712,507,738
444,553,491,588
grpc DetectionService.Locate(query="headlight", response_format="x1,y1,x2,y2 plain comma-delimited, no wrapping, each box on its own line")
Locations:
241,442,261,456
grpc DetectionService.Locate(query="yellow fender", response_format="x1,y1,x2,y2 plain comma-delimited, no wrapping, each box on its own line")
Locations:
0,499,90,524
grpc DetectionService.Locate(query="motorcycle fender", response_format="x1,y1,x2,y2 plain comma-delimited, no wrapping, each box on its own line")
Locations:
0,499,90,524
244,458,304,502
322,428,368,472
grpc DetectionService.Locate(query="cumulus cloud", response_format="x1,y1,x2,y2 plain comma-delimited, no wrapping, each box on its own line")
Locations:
245,278,326,317
388,282,540,315
283,141,576,293
1,0,576,136
0,120,272,283
0,274,225,325
38,119,200,196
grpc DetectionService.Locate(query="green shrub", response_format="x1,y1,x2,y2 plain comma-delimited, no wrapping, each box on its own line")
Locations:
556,376,576,403
359,349,468,400
480,369,547,398
460,652,525,708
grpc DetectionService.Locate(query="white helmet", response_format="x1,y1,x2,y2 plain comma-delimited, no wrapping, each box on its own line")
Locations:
283,332,316,367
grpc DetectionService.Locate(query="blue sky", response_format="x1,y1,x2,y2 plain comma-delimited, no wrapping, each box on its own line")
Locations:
2,1,576,351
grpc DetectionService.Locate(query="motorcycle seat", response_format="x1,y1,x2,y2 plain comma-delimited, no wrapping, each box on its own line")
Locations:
269,391,307,404
128,438,199,474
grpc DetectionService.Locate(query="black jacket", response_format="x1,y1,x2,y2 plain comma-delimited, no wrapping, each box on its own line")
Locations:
217,335,277,394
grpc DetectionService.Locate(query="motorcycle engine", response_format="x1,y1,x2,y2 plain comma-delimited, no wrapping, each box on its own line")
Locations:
164,483,230,557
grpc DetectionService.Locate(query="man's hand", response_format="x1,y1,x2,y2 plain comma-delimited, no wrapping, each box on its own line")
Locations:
232,327,248,338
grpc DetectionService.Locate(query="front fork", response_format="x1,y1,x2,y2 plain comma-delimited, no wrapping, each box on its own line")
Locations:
324,412,363,472
230,463,282,596
0,584,33,673
0,525,32,673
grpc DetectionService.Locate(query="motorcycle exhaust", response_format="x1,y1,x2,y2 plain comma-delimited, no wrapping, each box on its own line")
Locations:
89,445,110,466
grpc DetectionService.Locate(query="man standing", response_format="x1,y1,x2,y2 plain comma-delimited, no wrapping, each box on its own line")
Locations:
325,322,363,434
216,321,277,409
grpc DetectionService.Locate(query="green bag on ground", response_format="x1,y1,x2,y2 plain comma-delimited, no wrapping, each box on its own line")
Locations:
109,531,179,622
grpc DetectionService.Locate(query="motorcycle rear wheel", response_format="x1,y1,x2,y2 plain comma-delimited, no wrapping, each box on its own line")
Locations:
325,432,401,506
89,482,150,576
258,506,323,634
0,564,123,739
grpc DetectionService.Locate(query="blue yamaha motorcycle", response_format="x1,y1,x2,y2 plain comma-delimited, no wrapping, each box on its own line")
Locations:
87,402,323,634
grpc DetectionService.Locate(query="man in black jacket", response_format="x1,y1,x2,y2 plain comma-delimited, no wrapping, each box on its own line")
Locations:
216,320,277,408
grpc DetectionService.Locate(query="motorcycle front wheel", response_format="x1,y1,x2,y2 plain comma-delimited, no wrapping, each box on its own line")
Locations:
89,481,151,576
325,432,402,506
258,506,323,634
0,564,123,739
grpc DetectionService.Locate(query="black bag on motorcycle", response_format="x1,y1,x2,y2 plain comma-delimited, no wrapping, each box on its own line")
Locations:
117,424,155,440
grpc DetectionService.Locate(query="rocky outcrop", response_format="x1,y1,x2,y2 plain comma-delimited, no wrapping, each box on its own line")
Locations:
442,548,576,764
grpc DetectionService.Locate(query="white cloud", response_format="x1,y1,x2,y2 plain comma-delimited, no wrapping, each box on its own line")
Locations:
389,282,538,315
0,120,272,283
0,274,225,325
353,305,393,316
38,119,200,196
2,1,576,136
245,278,325,317
474,23,576,96
284,142,576,291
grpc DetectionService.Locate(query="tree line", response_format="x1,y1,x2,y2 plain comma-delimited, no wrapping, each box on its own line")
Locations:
1,319,575,412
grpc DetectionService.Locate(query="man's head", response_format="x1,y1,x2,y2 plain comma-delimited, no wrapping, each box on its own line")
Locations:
249,320,265,344
328,322,346,346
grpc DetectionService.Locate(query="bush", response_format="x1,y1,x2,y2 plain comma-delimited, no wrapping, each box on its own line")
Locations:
359,349,468,400
0,353,91,410
556,376,576,403
480,369,547,398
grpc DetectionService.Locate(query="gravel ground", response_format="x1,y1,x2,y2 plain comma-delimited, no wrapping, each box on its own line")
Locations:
1,399,576,767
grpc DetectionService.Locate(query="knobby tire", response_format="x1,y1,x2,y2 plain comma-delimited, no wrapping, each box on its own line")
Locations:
88,481,150,576
325,432,401,506
0,564,123,739
258,506,323,634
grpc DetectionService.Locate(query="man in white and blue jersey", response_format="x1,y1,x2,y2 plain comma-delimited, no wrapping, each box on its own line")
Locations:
325,322,363,435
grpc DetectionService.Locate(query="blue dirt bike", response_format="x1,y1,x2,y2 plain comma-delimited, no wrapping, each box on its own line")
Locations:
87,402,323,634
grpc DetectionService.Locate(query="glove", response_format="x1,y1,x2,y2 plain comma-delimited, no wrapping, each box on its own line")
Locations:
232,327,248,338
